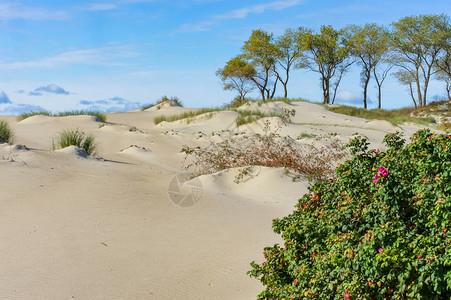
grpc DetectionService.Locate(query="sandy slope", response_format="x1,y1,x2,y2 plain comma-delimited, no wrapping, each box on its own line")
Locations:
0,101,435,299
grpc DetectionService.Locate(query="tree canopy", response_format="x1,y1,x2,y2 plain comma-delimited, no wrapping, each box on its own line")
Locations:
217,14,451,109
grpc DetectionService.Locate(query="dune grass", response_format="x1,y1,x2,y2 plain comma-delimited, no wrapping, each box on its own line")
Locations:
0,120,14,144
18,110,107,122
154,108,221,125
227,97,311,108
17,111,52,121
53,129,97,155
326,105,436,126
153,107,285,126
233,109,285,126
141,103,154,110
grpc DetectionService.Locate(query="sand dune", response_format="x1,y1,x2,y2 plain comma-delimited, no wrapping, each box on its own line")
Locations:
0,101,436,299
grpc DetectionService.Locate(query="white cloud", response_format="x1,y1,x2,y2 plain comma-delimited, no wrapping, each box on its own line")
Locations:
0,2,68,21
30,84,71,96
179,0,302,32
85,3,118,11
335,90,372,105
0,45,141,70
79,96,141,112
214,0,302,20
178,21,213,32
0,103,46,115
119,0,162,3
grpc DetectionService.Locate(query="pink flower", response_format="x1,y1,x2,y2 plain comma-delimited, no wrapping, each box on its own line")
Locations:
374,149,380,155
378,167,390,177
373,167,389,183
378,248,383,253
372,174,380,183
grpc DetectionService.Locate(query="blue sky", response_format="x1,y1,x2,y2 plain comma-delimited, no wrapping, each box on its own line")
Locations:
0,0,450,115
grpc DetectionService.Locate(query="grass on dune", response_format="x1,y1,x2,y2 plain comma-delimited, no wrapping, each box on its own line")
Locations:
226,97,311,108
326,105,436,126
18,110,107,122
154,106,285,127
53,129,97,155
153,108,221,125
0,120,14,144
233,109,285,126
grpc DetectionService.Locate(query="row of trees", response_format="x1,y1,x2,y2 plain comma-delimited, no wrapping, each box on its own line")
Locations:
216,14,451,109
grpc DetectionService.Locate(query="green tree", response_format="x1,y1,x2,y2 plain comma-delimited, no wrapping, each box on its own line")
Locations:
395,69,419,108
373,61,393,109
216,56,256,102
391,14,451,107
241,29,279,101
344,24,391,109
301,25,352,104
274,28,308,98
435,51,451,100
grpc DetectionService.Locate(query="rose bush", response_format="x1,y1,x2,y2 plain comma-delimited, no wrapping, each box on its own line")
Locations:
249,129,451,299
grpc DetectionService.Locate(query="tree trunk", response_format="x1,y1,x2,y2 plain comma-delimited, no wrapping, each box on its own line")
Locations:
283,70,289,98
409,82,417,108
377,84,382,109
321,77,330,104
363,76,370,109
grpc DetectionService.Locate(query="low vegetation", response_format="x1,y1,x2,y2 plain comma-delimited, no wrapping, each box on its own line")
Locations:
53,129,97,155
249,129,451,299
18,110,107,122
153,108,221,125
0,120,14,144
182,109,348,182
327,104,436,126
226,97,310,108
234,109,285,126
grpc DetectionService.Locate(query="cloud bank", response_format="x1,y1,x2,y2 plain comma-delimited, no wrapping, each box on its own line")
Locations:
79,96,142,112
29,84,71,96
0,91,12,104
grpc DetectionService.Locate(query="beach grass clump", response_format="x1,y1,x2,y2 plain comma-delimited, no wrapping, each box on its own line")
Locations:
297,132,317,139
0,120,14,144
234,109,285,126
17,111,51,121
18,110,106,122
327,105,435,126
53,129,97,155
56,111,107,122
249,130,451,299
154,108,221,125
156,96,183,107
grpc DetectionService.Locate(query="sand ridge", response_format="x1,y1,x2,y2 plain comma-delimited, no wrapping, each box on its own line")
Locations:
0,101,436,299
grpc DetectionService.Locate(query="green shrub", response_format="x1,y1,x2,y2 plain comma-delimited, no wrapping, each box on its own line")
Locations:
0,120,14,143
249,129,451,299
53,129,97,155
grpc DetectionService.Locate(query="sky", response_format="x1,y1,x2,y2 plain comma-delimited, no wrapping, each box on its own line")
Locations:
0,0,450,115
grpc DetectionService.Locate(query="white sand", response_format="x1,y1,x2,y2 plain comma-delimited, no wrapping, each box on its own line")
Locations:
0,101,435,299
